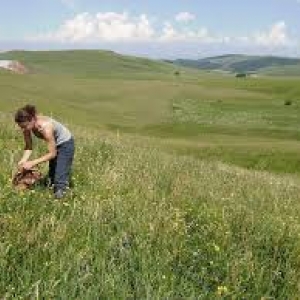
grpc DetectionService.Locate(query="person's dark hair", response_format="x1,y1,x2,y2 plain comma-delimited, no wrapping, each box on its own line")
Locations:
14,105,37,123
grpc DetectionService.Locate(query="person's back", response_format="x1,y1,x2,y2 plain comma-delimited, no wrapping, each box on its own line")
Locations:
43,117,72,146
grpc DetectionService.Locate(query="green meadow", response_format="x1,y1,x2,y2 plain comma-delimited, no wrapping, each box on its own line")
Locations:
1,50,300,298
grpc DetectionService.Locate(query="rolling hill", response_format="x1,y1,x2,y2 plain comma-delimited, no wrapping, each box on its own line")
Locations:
1,49,300,298
0,50,183,79
3,50,299,77
173,54,300,76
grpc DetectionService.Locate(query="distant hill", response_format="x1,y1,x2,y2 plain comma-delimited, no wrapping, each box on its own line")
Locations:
0,50,182,79
172,54,300,76
3,50,299,78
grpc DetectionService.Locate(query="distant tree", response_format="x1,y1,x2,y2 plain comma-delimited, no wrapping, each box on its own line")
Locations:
284,100,292,106
235,73,247,78
174,70,180,76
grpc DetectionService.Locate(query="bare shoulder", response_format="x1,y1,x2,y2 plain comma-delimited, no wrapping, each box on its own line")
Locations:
36,115,54,130
35,116,54,142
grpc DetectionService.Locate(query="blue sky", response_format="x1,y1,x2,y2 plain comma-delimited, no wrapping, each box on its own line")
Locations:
1,0,300,58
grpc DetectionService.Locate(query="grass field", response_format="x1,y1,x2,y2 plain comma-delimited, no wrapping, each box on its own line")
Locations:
1,50,300,298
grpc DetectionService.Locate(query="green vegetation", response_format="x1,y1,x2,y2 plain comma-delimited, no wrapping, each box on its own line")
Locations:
174,54,300,76
1,50,300,298
0,50,183,79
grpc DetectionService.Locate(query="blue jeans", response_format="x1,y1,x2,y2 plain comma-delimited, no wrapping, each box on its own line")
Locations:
48,137,75,192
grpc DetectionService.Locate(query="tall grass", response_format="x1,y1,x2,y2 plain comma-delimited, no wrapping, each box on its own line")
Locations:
1,51,300,298
1,120,300,298
2,70,300,176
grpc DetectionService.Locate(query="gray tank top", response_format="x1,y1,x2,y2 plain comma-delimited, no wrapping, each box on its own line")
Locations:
34,117,72,146
50,118,72,146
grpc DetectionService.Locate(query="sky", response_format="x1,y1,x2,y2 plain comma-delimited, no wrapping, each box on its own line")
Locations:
0,0,300,59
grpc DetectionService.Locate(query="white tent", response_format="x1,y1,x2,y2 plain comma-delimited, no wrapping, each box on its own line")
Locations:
0,60,13,70
0,60,27,73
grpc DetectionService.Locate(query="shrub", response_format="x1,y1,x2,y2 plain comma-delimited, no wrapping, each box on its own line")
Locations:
284,100,292,106
235,73,247,78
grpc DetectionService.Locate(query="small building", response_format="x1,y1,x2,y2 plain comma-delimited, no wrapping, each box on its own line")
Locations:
0,60,13,70
0,60,27,73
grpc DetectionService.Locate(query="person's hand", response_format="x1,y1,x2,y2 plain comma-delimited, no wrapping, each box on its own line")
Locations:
21,161,35,170
17,160,26,171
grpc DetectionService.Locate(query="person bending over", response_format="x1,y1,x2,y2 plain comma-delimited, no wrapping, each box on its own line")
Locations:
14,104,75,199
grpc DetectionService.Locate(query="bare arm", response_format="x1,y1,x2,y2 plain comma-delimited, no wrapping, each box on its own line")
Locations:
18,130,33,166
22,123,57,170
30,125,57,166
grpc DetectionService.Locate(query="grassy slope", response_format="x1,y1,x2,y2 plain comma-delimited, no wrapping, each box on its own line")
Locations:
1,51,300,297
1,116,300,298
1,58,300,174
0,50,183,79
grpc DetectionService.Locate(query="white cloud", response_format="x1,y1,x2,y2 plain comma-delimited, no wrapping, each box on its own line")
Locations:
36,12,155,42
175,12,195,23
32,12,216,43
27,13,299,58
159,22,220,43
223,21,294,49
30,13,292,47
254,21,289,46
